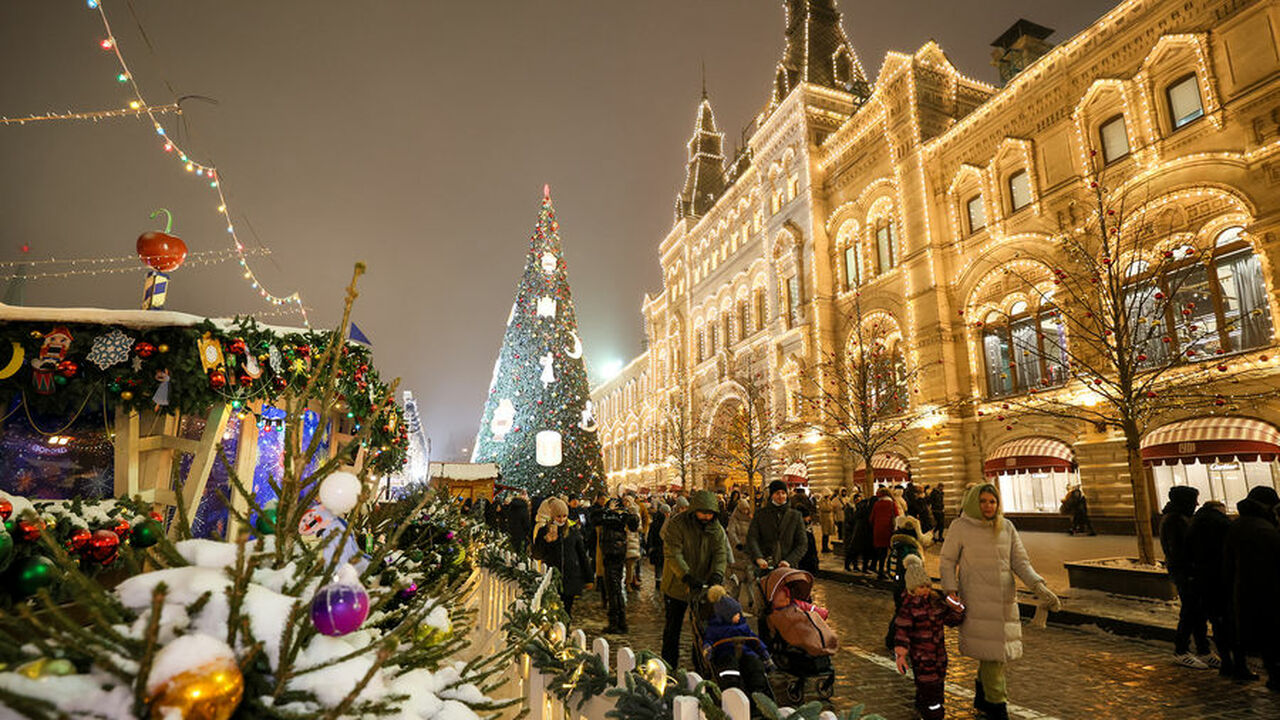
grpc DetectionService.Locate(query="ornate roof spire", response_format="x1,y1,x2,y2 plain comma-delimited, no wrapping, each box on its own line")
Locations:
674,90,726,222
769,0,868,112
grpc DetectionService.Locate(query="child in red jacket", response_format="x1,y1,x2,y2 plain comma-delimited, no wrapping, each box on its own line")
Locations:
893,554,964,720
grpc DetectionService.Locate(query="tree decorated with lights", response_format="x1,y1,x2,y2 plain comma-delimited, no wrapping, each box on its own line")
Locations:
981,162,1278,565
472,188,606,497
699,362,782,506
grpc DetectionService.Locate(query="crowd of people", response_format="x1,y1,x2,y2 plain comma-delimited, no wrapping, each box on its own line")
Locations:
463,477,1280,718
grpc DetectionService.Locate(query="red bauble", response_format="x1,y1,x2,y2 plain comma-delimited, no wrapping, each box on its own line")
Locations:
149,511,164,523
17,518,45,542
238,373,254,386
209,370,227,389
228,339,247,355
88,529,121,564
134,341,156,358
0,498,11,521
56,360,79,377
66,527,92,553
113,518,132,539
136,231,188,272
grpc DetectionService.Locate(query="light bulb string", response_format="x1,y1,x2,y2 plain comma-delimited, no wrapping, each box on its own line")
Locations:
91,1,309,326
0,247,267,281
0,246,267,269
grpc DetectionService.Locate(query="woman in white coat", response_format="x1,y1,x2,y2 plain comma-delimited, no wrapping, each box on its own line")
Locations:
939,483,1060,719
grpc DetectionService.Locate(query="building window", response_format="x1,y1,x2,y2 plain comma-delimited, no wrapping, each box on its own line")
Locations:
966,194,987,234
696,328,705,363
723,313,733,347
755,288,767,330
1099,115,1130,163
875,222,897,274
738,300,750,340
1125,226,1274,364
708,321,718,354
1166,74,1204,129
1007,170,1032,213
786,275,802,326
844,244,861,289
982,301,1068,398
788,175,800,201
869,340,908,415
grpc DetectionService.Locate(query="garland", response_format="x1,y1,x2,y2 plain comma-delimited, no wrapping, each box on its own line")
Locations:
0,317,407,473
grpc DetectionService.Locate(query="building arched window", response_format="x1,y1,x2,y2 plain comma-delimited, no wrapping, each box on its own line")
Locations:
868,338,908,414
874,219,897,274
1125,226,1274,364
982,300,1068,397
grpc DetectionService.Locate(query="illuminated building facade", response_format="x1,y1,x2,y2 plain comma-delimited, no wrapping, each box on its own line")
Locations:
592,0,1280,527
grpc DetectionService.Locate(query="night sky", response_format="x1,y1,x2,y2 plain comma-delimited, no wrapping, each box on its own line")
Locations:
1,0,1117,459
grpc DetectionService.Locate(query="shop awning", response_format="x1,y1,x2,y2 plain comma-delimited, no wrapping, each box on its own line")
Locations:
984,437,1075,477
1141,416,1280,465
854,453,910,482
782,462,809,486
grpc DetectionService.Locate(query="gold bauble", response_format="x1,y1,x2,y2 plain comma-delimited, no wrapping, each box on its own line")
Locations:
149,658,244,720
414,624,452,646
15,657,74,678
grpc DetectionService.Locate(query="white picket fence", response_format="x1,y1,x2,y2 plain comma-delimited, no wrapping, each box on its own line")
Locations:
466,564,839,720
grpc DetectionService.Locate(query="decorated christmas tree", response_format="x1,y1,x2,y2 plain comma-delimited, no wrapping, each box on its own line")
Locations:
471,187,605,497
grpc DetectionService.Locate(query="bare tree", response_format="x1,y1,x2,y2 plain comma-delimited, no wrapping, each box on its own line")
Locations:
979,166,1276,564
805,293,950,495
699,363,782,508
662,371,699,491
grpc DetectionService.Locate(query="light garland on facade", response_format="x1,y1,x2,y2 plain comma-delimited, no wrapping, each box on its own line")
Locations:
80,1,308,324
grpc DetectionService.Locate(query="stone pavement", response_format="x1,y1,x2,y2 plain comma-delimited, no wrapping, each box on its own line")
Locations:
569,558,1280,719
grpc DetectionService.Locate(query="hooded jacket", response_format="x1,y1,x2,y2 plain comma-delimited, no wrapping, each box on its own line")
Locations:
745,500,807,568
1185,503,1231,610
939,483,1044,662
1223,488,1280,644
1159,486,1200,579
660,491,729,602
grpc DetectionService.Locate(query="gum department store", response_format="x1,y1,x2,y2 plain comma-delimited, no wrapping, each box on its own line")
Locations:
590,0,1280,530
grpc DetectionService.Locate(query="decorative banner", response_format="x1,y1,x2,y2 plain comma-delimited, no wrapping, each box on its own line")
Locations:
536,298,556,317
197,334,225,373
565,331,583,359
86,329,132,370
536,430,562,466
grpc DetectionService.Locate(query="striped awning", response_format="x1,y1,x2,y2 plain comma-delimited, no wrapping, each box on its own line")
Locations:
854,452,910,481
1141,416,1280,465
984,437,1075,477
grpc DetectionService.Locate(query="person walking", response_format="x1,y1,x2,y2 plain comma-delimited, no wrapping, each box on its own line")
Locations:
869,488,900,579
1160,485,1214,668
505,492,531,555
894,554,966,720
647,499,669,591
818,493,836,553
595,497,639,634
726,499,755,609
939,483,1061,720
660,490,728,669
928,484,945,542
532,498,592,617
832,490,848,543
624,496,645,590
746,480,808,571
848,492,876,573
1186,500,1237,677
1223,485,1280,691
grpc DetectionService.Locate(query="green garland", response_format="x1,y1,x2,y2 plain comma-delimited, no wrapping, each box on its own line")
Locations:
0,317,406,473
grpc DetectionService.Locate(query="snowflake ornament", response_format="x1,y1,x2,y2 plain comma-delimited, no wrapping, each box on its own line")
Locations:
86,329,134,370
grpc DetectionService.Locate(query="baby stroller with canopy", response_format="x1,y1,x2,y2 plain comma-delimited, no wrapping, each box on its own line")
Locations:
757,567,837,703
688,586,776,703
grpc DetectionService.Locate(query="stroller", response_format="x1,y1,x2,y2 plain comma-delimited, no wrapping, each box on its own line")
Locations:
688,587,777,703
756,568,837,703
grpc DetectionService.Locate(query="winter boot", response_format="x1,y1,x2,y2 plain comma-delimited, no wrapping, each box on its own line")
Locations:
985,702,1010,720
973,680,988,711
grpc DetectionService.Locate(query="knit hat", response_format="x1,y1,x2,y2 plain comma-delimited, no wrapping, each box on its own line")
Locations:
768,480,788,495
1246,485,1280,509
707,585,742,622
903,554,930,591
674,496,690,510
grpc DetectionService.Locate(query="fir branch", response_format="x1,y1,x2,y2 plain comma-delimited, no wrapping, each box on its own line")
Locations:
132,584,168,716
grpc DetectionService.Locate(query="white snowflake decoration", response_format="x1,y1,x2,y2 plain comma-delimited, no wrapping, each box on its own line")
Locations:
86,329,134,370
268,345,284,374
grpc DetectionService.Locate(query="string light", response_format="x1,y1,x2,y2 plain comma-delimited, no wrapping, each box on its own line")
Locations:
0,102,179,126
0,247,269,281
78,0,309,325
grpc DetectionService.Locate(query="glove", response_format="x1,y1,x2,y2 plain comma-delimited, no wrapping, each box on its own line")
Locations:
683,575,704,592
1034,582,1062,612
708,573,724,586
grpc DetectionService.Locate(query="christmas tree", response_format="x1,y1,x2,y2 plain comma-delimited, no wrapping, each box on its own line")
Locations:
471,187,605,497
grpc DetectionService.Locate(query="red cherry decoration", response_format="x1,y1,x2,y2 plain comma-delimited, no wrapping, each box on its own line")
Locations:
0,498,12,521
209,370,227,389
136,209,188,272
88,529,120,564
56,360,79,378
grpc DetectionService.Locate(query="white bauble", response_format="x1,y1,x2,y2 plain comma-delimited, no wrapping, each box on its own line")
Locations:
319,471,362,515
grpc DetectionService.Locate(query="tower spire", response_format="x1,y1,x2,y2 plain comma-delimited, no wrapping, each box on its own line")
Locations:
769,0,868,112
674,88,726,222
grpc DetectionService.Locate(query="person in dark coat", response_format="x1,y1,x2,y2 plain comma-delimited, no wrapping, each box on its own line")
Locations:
894,554,965,720
847,494,875,572
869,488,901,578
1160,485,1210,667
906,482,930,533
928,485,945,542
798,505,820,574
505,493,531,555
746,480,807,570
647,500,669,590
1223,485,1280,690
1186,500,1236,676
1062,486,1096,536
533,498,591,616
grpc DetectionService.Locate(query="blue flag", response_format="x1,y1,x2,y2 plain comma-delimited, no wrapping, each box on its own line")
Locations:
349,322,372,345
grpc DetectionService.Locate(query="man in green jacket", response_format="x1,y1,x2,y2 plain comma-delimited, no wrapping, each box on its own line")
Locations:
660,489,729,668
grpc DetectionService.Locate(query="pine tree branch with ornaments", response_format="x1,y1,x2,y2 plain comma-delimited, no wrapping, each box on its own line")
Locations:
0,266,507,719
